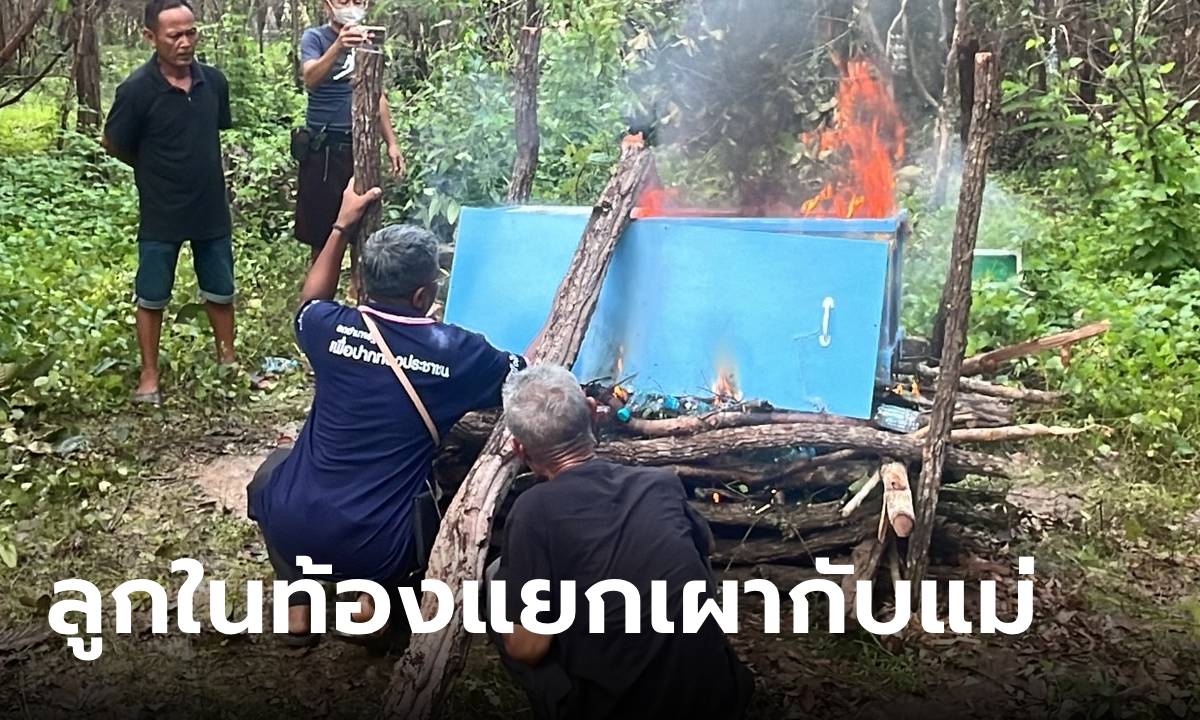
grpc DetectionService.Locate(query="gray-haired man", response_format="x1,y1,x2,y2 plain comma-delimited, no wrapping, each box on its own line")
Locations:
492,364,754,720
247,179,528,647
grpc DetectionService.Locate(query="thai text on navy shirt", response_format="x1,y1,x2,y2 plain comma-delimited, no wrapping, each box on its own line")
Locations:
300,25,353,132
250,299,526,581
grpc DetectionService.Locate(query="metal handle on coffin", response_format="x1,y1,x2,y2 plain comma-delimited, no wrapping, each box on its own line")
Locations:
819,296,835,347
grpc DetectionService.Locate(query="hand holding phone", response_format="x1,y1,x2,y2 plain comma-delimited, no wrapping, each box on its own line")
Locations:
359,25,387,49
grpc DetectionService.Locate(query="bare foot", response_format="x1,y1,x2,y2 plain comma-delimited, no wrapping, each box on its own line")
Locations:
351,593,375,624
288,605,311,635
135,368,160,396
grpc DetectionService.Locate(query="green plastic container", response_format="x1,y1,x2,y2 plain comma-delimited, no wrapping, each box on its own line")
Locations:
972,249,1021,282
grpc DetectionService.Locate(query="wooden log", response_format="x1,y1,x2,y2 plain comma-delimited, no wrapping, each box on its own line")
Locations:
840,469,882,517
944,423,1089,443
915,363,1063,403
598,423,1012,477
958,320,1111,377
712,519,875,566
911,422,1086,443
842,532,892,615
351,45,385,295
504,0,543,203
621,411,869,437
384,138,652,719
881,461,914,537
909,52,1000,595
694,497,869,536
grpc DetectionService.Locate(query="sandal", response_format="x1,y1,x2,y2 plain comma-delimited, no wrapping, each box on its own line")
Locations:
330,592,391,648
131,389,164,406
279,630,321,648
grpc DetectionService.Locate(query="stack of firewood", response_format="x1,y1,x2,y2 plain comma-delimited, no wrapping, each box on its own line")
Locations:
436,319,1105,578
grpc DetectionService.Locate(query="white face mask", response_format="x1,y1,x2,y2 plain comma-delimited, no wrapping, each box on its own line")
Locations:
331,5,365,25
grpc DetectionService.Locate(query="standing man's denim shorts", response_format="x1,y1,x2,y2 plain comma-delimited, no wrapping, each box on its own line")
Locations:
135,236,236,310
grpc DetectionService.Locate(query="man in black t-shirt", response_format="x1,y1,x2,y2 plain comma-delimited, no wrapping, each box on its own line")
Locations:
492,364,754,720
102,0,236,405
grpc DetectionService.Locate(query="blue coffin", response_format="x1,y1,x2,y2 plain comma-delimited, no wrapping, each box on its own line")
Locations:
443,206,907,419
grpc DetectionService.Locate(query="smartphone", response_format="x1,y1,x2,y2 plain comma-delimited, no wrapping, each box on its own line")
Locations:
360,25,387,48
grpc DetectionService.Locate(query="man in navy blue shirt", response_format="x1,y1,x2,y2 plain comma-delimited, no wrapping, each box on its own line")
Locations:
294,0,404,279
247,180,527,645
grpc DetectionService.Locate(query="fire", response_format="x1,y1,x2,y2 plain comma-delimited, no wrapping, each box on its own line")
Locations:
799,57,905,219
711,364,743,402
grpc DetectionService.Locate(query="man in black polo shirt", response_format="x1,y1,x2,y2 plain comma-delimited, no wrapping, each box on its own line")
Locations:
492,364,755,720
102,0,236,405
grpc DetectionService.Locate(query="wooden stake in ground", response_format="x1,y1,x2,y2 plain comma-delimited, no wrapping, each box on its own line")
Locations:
908,52,1000,595
384,138,651,720
505,0,543,204
351,45,384,295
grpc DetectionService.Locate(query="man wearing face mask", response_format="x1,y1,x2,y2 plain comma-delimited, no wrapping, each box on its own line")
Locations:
294,0,405,280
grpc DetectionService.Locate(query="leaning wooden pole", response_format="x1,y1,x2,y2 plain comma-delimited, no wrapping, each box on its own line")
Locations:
908,52,1000,596
351,45,384,295
384,137,652,720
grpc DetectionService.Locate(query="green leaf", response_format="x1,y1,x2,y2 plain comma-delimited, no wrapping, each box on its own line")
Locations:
0,543,16,569
1158,62,1176,75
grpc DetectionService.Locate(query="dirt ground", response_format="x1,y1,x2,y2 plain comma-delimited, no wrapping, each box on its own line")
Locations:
1,419,1198,720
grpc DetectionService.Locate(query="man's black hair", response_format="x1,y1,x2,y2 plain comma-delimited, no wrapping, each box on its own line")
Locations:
144,0,194,29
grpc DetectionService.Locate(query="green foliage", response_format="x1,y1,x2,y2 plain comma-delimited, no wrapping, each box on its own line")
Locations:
1004,31,1200,279
904,176,1200,458
0,91,61,154
0,27,311,564
389,0,656,231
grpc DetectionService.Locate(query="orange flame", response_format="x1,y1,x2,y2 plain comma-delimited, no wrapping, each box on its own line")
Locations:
711,364,743,402
799,57,905,219
630,56,904,220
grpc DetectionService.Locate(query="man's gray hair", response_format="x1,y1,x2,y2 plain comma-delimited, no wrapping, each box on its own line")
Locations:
360,224,439,300
503,364,595,458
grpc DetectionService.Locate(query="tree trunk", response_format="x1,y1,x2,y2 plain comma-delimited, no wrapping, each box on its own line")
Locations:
72,0,102,133
383,138,652,720
289,0,300,87
908,52,1000,596
930,0,969,207
505,0,543,204
0,0,48,70
957,36,979,143
351,47,384,293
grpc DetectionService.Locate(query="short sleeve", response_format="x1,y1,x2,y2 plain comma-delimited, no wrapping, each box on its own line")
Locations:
217,73,232,130
103,80,142,155
295,299,341,359
501,496,555,624
300,28,326,64
460,332,528,411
